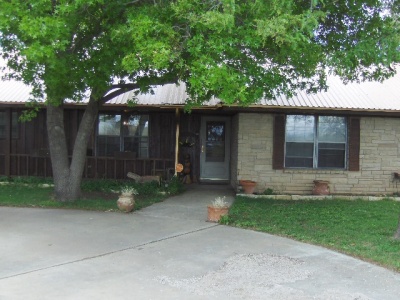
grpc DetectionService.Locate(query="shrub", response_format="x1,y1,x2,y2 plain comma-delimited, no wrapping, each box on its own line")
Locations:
7,176,53,185
166,176,185,195
135,181,160,196
81,179,128,193
262,188,275,195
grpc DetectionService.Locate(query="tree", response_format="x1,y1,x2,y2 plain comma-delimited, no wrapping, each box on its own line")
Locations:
0,0,399,202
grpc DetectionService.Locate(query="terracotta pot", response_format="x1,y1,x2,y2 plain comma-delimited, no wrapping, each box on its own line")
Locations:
207,206,229,222
239,180,257,194
312,180,330,195
117,195,135,212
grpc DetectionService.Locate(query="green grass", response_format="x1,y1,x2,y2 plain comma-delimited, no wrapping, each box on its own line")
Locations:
0,177,184,212
226,196,400,272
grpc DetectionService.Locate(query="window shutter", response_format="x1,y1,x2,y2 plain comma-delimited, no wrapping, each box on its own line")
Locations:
348,117,360,171
273,115,285,170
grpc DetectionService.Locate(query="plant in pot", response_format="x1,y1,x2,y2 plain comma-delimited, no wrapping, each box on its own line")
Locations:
312,180,330,195
207,196,229,222
117,186,138,212
239,180,257,194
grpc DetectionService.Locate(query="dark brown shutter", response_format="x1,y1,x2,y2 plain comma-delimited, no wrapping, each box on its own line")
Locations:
273,114,285,170
348,117,360,171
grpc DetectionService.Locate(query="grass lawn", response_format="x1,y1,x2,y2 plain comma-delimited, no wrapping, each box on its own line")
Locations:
226,196,400,272
0,177,184,212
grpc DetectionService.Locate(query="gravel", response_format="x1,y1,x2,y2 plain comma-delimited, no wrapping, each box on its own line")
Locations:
155,253,372,300
156,253,310,299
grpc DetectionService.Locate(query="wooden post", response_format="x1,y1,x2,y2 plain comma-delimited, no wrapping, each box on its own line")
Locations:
174,108,180,176
4,109,11,177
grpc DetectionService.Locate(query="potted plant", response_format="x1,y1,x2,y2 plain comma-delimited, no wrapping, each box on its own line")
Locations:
117,186,138,212
312,180,330,195
239,180,257,194
207,196,229,222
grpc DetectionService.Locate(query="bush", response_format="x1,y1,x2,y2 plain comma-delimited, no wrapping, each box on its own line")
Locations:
262,188,275,195
6,176,53,185
135,181,160,196
81,179,129,193
0,176,9,182
165,176,185,195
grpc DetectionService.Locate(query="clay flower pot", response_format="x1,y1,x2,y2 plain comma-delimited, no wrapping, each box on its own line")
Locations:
207,206,229,222
117,194,135,212
207,196,229,222
239,180,257,194
312,180,330,195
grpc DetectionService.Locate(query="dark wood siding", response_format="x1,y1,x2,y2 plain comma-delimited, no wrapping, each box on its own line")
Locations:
149,112,176,159
0,108,181,179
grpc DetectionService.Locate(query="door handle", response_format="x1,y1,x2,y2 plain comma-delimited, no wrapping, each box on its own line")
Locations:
201,145,204,153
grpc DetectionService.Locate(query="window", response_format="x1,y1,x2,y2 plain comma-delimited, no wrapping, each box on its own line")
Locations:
123,115,149,158
285,115,347,169
0,111,19,139
96,114,149,158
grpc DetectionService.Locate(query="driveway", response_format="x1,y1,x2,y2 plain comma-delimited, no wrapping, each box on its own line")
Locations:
1,185,400,299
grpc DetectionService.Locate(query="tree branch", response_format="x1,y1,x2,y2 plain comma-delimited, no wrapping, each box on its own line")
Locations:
100,74,179,104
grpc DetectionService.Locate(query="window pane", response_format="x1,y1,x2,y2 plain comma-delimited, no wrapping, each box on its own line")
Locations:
139,137,149,158
124,115,149,137
285,142,314,168
124,137,149,158
206,122,225,162
285,115,315,168
96,136,120,156
123,137,139,156
318,116,346,143
286,115,315,142
285,157,314,168
98,114,121,136
318,143,346,168
286,142,314,157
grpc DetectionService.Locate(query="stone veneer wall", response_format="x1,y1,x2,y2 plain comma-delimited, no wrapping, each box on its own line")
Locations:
236,113,400,195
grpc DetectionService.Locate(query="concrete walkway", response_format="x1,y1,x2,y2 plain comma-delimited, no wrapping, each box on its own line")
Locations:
1,185,400,299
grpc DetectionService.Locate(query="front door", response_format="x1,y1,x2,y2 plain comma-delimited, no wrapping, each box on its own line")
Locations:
200,116,231,182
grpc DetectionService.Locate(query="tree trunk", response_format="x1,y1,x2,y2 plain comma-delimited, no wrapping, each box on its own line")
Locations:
394,214,400,240
47,95,99,202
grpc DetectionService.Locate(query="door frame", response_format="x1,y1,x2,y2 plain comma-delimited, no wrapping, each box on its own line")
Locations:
199,115,231,183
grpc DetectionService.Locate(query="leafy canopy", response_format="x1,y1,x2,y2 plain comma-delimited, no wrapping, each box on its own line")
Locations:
0,0,399,107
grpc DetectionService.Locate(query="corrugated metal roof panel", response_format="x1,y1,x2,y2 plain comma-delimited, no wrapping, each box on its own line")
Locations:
258,73,400,111
0,80,32,103
107,83,222,106
1,71,400,111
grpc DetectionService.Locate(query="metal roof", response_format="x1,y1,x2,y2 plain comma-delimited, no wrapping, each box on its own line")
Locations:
0,80,33,103
1,71,399,112
265,75,400,111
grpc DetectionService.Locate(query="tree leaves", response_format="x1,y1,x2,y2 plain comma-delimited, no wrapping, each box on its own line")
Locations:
0,0,398,106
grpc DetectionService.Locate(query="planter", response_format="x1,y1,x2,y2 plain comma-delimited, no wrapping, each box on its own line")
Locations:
117,194,135,212
239,180,257,194
312,180,330,195
207,206,229,222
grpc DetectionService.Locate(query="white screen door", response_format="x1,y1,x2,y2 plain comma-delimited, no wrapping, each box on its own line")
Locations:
200,116,230,181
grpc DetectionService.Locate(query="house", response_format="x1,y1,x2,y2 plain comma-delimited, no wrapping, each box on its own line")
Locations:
1,73,400,195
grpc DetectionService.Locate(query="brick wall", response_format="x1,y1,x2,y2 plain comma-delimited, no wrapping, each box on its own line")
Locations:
236,113,400,195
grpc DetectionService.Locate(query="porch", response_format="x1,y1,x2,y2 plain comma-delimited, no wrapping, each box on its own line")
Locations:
0,153,174,180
